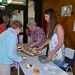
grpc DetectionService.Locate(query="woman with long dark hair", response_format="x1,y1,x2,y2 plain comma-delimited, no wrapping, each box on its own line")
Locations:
38,8,65,67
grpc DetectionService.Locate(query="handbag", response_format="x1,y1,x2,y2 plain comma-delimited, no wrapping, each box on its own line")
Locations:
66,66,73,75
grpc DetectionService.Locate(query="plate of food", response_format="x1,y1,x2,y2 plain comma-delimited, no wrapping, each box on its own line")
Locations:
26,64,34,69
21,49,42,56
23,56,26,60
33,69,40,75
22,50,36,56
17,46,24,50
33,50,42,54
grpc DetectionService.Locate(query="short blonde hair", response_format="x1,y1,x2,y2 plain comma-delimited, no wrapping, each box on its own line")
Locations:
3,16,9,23
10,20,23,29
27,20,37,28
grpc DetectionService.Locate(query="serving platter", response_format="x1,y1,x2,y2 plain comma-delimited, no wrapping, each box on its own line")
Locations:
21,49,42,56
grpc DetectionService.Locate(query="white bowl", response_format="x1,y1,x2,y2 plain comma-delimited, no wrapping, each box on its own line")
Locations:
18,46,23,50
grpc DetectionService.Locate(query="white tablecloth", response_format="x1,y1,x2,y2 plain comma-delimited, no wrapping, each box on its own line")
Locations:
17,52,68,75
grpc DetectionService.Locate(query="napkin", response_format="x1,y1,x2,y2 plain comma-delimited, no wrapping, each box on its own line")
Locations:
44,64,57,71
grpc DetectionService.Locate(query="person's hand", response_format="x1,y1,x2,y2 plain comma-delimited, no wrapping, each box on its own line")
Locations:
26,29,32,36
25,45,31,50
24,44,28,47
46,54,53,62
37,46,44,51
24,44,28,49
21,59,25,63
26,29,29,35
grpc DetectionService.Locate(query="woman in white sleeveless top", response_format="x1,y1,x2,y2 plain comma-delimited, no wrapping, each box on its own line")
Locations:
38,8,65,67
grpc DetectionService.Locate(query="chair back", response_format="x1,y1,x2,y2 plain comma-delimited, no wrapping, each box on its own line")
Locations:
61,47,75,71
65,47,75,67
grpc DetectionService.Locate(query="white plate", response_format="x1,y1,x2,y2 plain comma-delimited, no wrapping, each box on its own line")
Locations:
49,66,58,71
49,71,57,75
44,65,58,71
18,46,24,50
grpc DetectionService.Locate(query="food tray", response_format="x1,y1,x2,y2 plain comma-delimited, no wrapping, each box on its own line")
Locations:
21,49,42,56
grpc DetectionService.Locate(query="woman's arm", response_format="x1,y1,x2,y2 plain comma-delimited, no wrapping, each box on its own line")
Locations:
37,39,49,50
7,35,23,62
24,37,33,49
30,38,41,47
25,37,33,46
46,24,64,61
42,39,49,47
